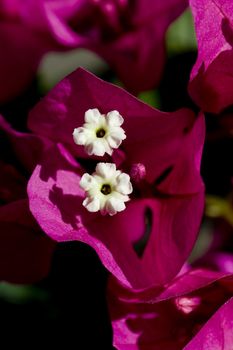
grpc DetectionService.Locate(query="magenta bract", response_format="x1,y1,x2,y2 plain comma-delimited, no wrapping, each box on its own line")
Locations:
189,0,233,113
184,297,233,350
108,269,233,349
27,68,205,289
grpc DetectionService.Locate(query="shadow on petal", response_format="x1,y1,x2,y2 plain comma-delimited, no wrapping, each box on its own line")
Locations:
49,184,85,231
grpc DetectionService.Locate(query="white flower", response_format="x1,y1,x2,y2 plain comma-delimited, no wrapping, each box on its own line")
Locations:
80,162,133,216
73,108,126,156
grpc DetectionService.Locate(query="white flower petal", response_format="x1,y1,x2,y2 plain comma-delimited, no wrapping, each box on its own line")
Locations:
95,163,116,178
111,127,126,140
106,197,126,216
85,139,104,156
106,135,123,149
106,110,124,126
84,108,101,124
73,127,88,145
92,139,107,156
116,173,133,194
83,197,100,212
80,173,96,191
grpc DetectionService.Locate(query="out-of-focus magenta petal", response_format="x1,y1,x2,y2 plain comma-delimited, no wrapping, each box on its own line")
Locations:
0,116,55,283
94,23,166,94
0,0,21,15
189,0,233,112
0,160,26,203
212,253,233,274
189,50,233,113
18,0,87,47
95,0,188,93
0,0,188,100
196,252,233,274
0,22,46,103
0,0,76,103
39,0,188,92
0,115,50,172
0,199,55,284
133,0,188,24
184,297,233,350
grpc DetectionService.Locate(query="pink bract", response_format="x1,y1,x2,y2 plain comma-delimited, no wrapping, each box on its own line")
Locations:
27,68,205,290
108,268,233,349
0,116,55,283
184,297,233,350
189,0,233,113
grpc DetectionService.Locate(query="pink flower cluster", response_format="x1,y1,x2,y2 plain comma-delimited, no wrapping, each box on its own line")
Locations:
1,0,233,348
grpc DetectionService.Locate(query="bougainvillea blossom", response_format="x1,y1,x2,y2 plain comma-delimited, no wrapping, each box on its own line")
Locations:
28,68,205,290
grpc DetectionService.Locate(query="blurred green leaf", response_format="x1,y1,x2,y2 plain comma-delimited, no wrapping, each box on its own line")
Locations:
38,48,108,93
138,90,160,108
206,195,233,227
166,9,197,54
107,78,161,108
0,282,48,304
189,220,213,262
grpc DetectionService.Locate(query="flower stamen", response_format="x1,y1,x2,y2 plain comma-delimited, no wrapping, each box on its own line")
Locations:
96,128,106,138
101,183,112,195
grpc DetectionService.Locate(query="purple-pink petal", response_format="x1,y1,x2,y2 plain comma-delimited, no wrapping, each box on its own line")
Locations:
0,116,55,283
0,22,46,103
0,199,55,283
0,0,188,99
108,269,233,349
189,0,233,112
0,115,50,172
184,297,233,350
